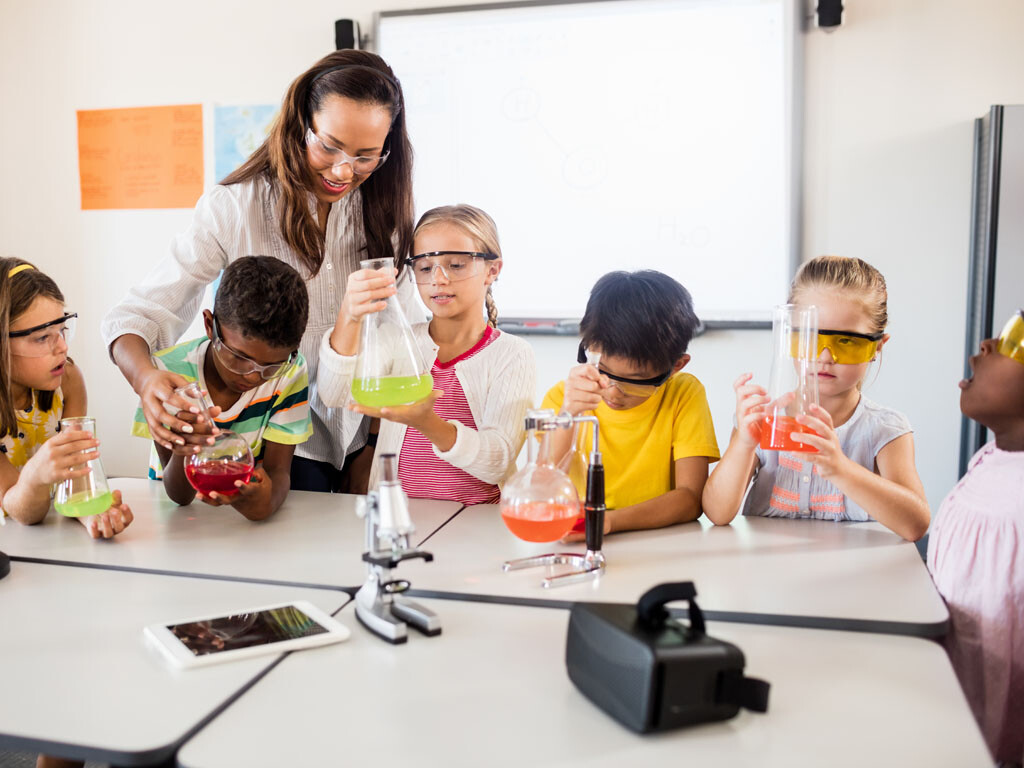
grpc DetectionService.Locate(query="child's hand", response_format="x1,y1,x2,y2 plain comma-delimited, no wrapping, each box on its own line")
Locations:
19,429,100,489
199,468,271,516
563,364,610,416
791,404,849,479
733,373,768,450
338,266,398,326
79,490,134,539
348,390,442,429
560,513,611,543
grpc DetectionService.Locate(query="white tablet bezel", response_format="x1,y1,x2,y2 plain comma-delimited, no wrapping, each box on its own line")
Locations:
143,599,350,669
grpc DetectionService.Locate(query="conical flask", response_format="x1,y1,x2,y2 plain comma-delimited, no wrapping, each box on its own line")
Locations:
500,409,580,542
351,257,433,408
54,417,113,517
760,304,820,452
173,382,255,497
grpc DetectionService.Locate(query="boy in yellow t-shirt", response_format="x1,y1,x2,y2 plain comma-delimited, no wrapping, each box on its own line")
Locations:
542,270,719,535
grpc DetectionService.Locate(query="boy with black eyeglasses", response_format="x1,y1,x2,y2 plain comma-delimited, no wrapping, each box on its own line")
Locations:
132,256,312,520
542,270,719,536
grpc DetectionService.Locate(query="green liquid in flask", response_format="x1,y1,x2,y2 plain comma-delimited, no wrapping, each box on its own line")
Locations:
351,374,434,408
55,489,114,518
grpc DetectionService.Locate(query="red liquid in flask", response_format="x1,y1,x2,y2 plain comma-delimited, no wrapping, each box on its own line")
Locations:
760,414,819,453
185,460,254,496
501,502,580,542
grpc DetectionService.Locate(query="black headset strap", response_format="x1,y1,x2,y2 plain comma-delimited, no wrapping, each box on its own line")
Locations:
636,581,706,636
718,673,771,713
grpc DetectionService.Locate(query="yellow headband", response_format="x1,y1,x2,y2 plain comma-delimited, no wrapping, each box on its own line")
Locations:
7,264,33,278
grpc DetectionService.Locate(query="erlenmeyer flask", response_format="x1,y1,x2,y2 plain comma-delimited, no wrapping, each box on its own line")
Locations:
500,409,581,542
760,304,820,452
54,417,113,517
352,257,433,408
173,382,255,497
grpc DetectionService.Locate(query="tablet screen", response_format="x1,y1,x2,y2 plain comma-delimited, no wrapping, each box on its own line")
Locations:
167,605,328,657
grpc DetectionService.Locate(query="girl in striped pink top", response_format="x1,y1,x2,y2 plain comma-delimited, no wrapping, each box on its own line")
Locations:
318,205,536,504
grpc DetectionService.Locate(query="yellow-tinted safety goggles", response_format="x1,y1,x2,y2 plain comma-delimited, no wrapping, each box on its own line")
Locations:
790,328,883,365
997,310,1024,365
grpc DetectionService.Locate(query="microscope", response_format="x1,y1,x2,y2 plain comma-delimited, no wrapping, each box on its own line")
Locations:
354,453,441,643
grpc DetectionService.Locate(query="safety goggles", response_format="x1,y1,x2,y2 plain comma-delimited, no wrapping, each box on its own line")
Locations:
996,310,1024,365
305,128,389,176
790,328,883,365
211,316,297,380
8,312,77,357
577,342,672,397
405,251,499,285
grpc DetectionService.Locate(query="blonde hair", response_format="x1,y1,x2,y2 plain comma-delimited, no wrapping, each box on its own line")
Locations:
789,255,888,334
414,204,502,328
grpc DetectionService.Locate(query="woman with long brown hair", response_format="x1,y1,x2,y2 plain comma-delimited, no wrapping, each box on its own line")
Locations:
102,50,419,492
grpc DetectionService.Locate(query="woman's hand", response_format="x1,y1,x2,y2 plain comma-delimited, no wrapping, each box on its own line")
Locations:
330,266,398,356
19,429,100,489
563,364,609,416
733,373,768,450
79,490,134,539
137,368,218,452
791,404,851,480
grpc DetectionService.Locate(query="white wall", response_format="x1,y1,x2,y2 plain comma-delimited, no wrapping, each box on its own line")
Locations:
2,0,1023,513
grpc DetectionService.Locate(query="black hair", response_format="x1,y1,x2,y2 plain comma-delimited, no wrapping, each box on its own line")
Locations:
579,270,698,371
214,256,309,350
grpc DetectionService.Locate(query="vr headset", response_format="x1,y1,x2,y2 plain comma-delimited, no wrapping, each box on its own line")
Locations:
566,582,770,733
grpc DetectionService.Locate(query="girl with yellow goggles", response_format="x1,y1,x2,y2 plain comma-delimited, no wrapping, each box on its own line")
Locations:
790,328,884,365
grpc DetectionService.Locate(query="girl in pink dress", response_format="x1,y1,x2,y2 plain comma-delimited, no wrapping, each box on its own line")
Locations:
928,309,1024,765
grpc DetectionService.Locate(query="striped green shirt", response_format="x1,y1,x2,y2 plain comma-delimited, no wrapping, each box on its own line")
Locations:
132,338,312,478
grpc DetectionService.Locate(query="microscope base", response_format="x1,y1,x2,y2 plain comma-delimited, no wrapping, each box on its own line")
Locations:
503,550,606,589
355,579,442,643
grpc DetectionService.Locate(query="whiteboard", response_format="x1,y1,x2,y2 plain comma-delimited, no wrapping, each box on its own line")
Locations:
377,0,800,323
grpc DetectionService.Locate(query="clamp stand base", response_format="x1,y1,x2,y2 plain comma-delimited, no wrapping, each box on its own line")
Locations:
503,550,606,588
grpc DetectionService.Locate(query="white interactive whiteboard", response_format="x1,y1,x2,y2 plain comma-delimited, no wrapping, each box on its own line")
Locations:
377,0,800,326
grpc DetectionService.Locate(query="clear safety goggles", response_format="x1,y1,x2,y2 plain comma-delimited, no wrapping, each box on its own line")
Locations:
790,328,883,365
211,316,297,380
405,251,499,285
305,128,389,176
577,342,672,398
8,312,77,357
997,310,1024,365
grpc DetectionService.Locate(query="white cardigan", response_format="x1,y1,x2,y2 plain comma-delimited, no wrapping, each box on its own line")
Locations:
318,323,536,489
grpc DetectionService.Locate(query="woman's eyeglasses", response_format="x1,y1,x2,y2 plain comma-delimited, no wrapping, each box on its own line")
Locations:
305,128,389,176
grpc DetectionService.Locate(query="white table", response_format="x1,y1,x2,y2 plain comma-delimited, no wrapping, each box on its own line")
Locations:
0,478,462,588
176,598,990,768
408,506,949,636
0,560,350,766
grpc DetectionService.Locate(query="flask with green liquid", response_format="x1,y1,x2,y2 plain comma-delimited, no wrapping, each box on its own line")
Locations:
54,416,114,518
351,257,433,408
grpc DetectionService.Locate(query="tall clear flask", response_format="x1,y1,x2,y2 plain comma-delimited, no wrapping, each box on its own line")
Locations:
500,409,581,543
760,304,820,452
351,257,433,408
54,417,113,517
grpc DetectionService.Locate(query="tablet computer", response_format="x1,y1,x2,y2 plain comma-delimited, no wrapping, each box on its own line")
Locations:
144,600,350,668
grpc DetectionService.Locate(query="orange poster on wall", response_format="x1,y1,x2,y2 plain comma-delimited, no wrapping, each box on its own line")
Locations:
77,104,203,210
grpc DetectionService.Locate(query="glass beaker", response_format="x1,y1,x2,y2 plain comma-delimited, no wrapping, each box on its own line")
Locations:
351,257,433,408
173,383,255,497
760,304,820,452
500,409,581,542
54,417,113,517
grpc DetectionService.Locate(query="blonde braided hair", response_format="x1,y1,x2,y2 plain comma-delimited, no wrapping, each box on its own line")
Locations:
414,204,502,328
